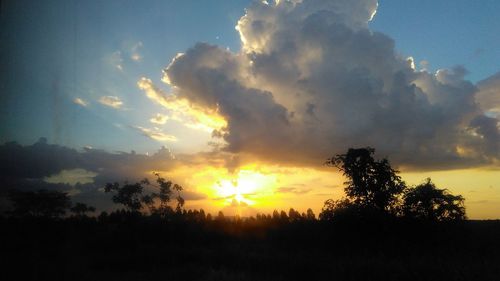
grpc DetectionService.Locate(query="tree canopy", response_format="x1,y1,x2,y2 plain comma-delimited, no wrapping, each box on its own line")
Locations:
402,178,466,221
104,173,184,216
325,147,405,213
322,148,466,222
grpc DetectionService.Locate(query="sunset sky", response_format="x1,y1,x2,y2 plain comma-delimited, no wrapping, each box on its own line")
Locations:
1,0,499,219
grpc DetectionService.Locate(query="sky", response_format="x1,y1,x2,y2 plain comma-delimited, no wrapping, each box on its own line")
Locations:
1,0,499,219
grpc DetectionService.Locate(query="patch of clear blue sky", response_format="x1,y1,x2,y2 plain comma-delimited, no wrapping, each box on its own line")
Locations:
1,0,498,153
370,0,500,82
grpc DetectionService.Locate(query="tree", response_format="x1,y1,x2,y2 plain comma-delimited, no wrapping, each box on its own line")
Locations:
288,208,301,221
319,198,356,221
104,181,144,213
217,211,225,221
306,208,316,220
402,178,466,221
8,189,71,218
70,202,96,217
325,147,405,214
104,173,184,216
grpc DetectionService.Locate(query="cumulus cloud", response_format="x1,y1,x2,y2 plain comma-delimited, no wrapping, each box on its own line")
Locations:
156,0,499,170
131,126,177,142
476,72,500,119
99,95,123,109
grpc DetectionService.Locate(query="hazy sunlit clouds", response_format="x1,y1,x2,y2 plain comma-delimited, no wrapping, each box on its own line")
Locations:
131,126,178,142
98,95,124,109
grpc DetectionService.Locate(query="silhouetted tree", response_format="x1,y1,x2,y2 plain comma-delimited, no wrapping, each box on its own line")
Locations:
70,202,96,217
8,189,71,218
217,211,225,221
152,172,184,215
319,198,356,221
402,178,466,221
306,208,316,220
288,208,301,221
325,147,405,214
280,210,288,221
199,209,206,221
104,181,144,213
272,210,280,221
104,173,184,216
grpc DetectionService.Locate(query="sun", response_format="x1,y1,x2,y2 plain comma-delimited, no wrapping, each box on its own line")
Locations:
213,169,276,205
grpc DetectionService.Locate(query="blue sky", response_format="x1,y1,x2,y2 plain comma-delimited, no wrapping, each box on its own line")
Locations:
1,0,499,153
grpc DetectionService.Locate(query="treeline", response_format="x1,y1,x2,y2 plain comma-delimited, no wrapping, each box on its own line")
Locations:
1,147,466,224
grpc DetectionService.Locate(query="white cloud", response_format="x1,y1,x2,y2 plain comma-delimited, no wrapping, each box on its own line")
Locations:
109,51,124,71
73,97,89,107
99,96,123,109
138,77,226,132
132,126,177,142
130,41,143,62
150,113,169,125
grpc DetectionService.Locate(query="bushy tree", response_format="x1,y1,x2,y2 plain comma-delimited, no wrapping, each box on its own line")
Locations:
319,198,356,221
402,178,466,221
70,202,96,217
104,173,184,216
325,147,405,214
104,181,144,213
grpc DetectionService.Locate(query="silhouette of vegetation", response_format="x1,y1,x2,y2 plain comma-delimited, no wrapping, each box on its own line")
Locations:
2,147,491,281
319,198,357,221
70,202,96,217
325,147,405,214
7,189,71,218
403,178,466,221
321,147,466,222
104,172,184,216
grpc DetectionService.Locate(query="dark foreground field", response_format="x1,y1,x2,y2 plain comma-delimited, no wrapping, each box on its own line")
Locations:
2,217,500,281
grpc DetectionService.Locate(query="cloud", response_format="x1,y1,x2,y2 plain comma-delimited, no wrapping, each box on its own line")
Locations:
44,168,97,185
0,138,174,183
276,187,312,195
137,77,226,132
150,113,169,125
476,72,500,118
0,139,208,211
109,51,124,71
131,126,177,142
130,41,143,62
73,97,89,107
99,96,123,109
157,0,499,170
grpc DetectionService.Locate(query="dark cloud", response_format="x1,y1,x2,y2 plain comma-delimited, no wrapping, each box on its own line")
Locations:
0,139,206,211
157,0,499,170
